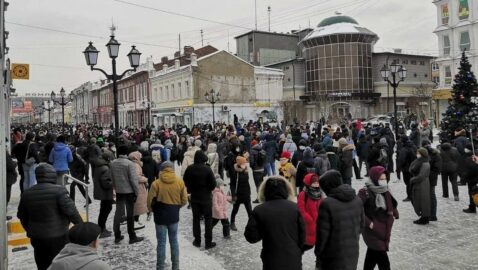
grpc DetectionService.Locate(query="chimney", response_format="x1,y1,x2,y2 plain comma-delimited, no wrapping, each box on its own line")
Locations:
162,64,168,73
161,56,169,63
191,53,198,67
175,59,180,69
174,51,181,58
394,48,402,54
184,46,194,58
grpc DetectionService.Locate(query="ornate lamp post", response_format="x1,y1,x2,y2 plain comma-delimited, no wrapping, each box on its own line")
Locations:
380,62,407,138
42,100,55,128
83,27,141,143
51,87,73,133
205,89,220,127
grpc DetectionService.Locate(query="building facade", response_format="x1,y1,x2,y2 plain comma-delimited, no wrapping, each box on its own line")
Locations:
433,0,478,123
70,81,92,125
299,15,379,121
150,50,284,127
235,30,311,66
372,51,436,122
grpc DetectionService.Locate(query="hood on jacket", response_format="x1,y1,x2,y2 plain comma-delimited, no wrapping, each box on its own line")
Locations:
194,150,209,164
343,144,355,151
258,176,295,203
164,139,174,149
35,163,57,184
207,143,217,154
159,167,178,184
48,243,102,270
327,184,357,202
54,142,68,152
303,147,315,164
319,170,343,195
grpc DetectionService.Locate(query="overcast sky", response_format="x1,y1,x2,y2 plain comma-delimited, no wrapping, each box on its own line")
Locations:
6,0,437,94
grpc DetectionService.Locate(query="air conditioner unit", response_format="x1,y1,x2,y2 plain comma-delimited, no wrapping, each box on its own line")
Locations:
221,105,230,112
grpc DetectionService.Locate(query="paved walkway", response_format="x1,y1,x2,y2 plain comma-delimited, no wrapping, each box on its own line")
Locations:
8,162,478,270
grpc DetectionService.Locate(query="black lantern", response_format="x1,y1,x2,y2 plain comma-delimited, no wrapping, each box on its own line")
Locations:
127,45,141,68
83,42,99,66
106,36,120,58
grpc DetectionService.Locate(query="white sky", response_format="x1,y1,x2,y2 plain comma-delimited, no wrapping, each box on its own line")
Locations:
5,0,437,94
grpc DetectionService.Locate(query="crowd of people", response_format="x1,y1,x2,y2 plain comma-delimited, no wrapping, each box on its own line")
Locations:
6,117,478,270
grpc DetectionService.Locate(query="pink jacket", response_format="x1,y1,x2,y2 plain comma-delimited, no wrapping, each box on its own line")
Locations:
212,187,230,219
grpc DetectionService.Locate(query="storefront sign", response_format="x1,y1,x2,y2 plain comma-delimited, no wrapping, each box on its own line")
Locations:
432,89,452,100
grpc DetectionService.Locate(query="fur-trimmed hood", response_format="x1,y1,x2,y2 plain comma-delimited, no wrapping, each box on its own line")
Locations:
257,176,296,203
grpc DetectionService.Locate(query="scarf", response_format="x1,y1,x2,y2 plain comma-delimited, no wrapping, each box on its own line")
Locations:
306,186,322,200
365,180,388,211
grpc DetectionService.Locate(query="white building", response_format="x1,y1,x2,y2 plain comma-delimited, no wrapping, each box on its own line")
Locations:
433,0,478,118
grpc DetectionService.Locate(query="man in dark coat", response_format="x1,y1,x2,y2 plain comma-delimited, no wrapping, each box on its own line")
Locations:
92,153,114,238
462,144,478,214
422,140,442,221
183,150,217,249
17,163,82,270
315,170,364,270
438,142,460,200
397,136,417,201
245,176,305,270
409,123,420,148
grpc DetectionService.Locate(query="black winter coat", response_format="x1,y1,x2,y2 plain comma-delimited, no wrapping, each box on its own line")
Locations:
17,180,82,239
245,199,305,270
315,184,364,270
183,151,216,203
230,165,251,200
428,148,442,186
92,158,114,201
296,159,315,190
142,155,159,187
69,153,88,181
6,152,18,186
438,143,460,174
397,142,417,174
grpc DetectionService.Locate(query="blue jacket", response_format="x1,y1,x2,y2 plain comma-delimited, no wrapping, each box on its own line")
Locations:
49,143,73,172
322,134,333,148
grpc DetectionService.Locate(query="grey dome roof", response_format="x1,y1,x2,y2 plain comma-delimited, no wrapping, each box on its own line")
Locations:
318,16,358,27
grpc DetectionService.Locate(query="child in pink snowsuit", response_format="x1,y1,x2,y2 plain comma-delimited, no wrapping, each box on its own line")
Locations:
212,176,231,238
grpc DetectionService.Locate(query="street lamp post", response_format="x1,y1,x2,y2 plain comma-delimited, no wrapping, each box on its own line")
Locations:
380,63,407,139
83,29,141,144
51,87,73,133
205,89,220,128
42,100,55,129
141,100,151,127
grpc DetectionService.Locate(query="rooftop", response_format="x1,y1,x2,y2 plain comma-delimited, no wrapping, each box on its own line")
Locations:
153,45,218,71
234,30,299,40
318,15,358,27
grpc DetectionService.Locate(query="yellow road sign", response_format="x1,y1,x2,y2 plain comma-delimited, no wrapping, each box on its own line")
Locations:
11,63,30,80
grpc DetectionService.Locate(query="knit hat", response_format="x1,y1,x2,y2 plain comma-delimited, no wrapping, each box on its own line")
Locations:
319,170,343,195
368,166,386,185
303,173,319,187
338,138,348,148
281,151,291,160
160,161,174,171
417,147,428,158
236,156,247,166
69,222,101,246
96,137,104,143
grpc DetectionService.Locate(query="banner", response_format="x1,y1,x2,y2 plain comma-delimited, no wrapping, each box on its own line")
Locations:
459,0,469,20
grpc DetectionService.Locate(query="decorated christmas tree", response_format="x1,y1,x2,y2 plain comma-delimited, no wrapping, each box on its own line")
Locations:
440,51,478,142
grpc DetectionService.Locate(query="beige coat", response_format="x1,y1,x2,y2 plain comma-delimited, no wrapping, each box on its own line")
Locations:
129,151,148,216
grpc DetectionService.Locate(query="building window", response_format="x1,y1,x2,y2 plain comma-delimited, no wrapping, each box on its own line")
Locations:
460,31,471,52
432,62,439,71
172,84,176,100
411,60,417,65
402,59,408,65
186,81,191,97
178,82,182,98
169,85,174,100
459,0,469,20
443,35,451,56
419,61,425,66
441,4,449,25
165,86,169,100
444,66,452,85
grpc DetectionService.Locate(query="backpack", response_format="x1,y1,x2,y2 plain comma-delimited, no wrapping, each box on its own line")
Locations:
377,148,388,165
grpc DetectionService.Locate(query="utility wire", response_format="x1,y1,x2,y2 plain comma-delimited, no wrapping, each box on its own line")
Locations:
113,0,253,30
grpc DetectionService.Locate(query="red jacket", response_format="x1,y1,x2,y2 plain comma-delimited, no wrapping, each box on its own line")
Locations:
297,190,323,246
